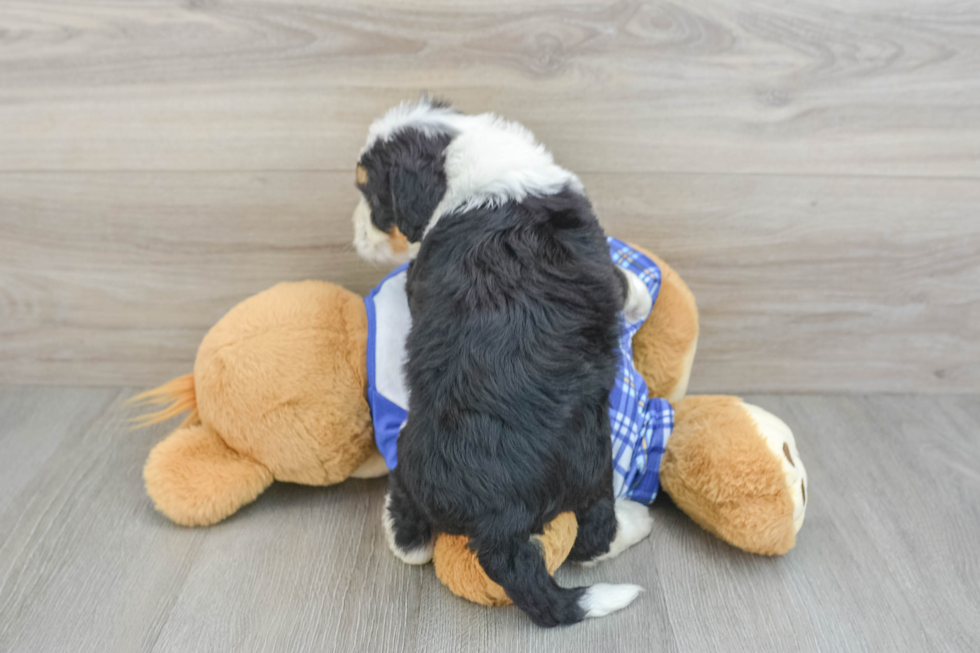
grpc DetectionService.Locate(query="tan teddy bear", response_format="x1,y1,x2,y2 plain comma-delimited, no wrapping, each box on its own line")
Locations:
133,244,806,606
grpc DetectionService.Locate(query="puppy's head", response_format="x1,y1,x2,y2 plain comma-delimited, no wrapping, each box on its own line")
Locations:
352,96,457,264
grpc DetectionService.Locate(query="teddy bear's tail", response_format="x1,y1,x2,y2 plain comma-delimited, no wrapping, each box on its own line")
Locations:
127,373,199,429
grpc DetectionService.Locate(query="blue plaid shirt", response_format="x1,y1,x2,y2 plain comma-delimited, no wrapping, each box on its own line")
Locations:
606,237,674,504
365,237,673,505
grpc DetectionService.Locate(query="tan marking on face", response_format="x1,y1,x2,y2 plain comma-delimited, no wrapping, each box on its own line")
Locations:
356,164,368,185
388,225,409,253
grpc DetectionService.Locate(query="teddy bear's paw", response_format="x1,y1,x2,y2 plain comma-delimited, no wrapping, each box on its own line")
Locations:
742,403,808,534
382,493,434,565
350,452,390,479
622,269,654,325
581,499,653,567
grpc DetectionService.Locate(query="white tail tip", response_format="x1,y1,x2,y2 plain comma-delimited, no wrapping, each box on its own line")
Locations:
579,583,643,618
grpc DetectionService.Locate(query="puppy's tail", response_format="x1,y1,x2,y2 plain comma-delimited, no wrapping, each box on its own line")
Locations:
476,535,641,627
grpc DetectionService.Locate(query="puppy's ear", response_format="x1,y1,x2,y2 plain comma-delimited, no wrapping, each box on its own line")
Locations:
389,160,447,242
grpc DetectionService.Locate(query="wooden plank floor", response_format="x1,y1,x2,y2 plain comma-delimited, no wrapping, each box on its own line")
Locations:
1,386,978,652
2,1,980,392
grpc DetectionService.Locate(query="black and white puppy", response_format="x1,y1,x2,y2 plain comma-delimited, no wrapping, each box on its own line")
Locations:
353,98,653,627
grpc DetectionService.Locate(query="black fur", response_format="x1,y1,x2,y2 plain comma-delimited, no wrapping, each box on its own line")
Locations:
357,129,451,242
388,184,627,627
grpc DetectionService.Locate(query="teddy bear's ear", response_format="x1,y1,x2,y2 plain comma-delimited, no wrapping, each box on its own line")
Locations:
144,424,273,527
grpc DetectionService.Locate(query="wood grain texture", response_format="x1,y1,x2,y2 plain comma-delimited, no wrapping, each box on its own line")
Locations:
1,387,979,652
0,1,979,176
2,0,979,390
0,171,377,385
597,173,980,393
2,171,978,391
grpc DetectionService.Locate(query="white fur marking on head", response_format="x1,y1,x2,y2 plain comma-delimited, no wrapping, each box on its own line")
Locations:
579,583,643,618
356,98,586,254
383,492,433,565
362,97,460,155
425,112,584,236
580,499,654,567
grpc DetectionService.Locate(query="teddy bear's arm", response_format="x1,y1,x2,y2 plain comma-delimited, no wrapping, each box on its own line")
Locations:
628,246,699,403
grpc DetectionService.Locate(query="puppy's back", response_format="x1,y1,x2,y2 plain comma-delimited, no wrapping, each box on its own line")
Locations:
400,188,623,530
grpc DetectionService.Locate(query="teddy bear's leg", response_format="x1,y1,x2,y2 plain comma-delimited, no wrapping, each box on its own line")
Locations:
628,246,699,404
192,280,379,488
144,423,273,527
659,396,807,555
741,402,808,536
349,451,389,479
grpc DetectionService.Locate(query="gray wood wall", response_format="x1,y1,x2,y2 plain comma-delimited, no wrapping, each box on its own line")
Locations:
1,0,978,392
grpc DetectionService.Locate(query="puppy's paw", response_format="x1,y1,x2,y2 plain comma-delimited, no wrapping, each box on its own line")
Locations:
388,538,434,565
622,269,653,325
383,493,434,565
582,499,653,566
